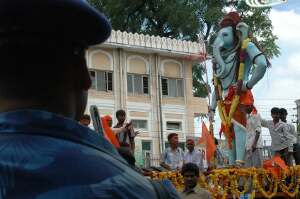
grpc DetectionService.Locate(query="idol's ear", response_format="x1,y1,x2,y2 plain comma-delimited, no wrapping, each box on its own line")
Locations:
236,22,249,40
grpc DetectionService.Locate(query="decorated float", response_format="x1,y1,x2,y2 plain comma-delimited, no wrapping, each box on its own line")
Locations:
149,11,299,199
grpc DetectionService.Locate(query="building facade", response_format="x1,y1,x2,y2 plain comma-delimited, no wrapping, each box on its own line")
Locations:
86,30,207,166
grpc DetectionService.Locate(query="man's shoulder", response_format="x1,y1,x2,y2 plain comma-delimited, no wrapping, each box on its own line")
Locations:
178,147,184,154
263,120,274,127
196,188,212,198
180,189,211,199
288,123,295,129
194,150,202,155
250,113,261,119
113,123,122,128
277,121,289,129
0,134,157,197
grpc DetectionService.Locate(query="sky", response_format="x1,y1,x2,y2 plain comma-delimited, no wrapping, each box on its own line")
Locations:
195,0,300,146
254,0,300,144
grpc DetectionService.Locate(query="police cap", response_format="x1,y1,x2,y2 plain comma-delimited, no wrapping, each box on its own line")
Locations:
0,0,111,46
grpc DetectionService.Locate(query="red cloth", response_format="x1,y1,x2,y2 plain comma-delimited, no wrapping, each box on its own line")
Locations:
219,86,250,148
239,89,254,106
220,12,241,29
103,115,112,122
252,106,258,115
239,89,258,115
263,155,288,179
198,122,216,162
101,116,120,148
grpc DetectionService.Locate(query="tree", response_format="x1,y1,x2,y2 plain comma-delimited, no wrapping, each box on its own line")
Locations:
88,0,280,97
192,63,208,98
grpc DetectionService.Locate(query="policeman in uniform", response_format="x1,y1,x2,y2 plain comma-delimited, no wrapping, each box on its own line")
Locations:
0,0,178,198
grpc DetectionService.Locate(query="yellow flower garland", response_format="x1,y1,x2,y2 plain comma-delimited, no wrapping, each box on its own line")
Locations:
279,166,299,198
151,166,300,199
255,169,278,199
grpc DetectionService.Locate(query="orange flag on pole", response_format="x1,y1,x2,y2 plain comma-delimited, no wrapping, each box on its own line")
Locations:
198,122,216,162
101,116,120,148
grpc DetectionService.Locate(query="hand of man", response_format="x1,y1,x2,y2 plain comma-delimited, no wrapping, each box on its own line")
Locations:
125,121,132,129
160,163,171,170
251,145,257,152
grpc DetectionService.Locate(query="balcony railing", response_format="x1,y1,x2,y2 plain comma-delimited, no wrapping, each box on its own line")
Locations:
103,30,206,55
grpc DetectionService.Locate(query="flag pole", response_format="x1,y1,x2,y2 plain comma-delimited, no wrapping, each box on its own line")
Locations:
196,33,213,136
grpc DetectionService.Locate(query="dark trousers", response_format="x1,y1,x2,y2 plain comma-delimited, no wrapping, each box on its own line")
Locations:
275,148,289,165
293,143,300,165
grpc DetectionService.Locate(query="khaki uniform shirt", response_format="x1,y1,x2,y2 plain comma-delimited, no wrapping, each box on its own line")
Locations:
180,188,212,199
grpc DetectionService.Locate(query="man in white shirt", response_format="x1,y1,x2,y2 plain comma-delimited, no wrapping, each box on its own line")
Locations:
280,108,298,165
261,107,290,165
161,133,184,170
240,103,263,168
184,139,204,171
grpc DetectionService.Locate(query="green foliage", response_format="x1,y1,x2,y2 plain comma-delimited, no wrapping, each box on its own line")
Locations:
88,0,280,97
192,63,208,98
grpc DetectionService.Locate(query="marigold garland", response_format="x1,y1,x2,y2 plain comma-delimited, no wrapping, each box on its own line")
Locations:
151,166,300,199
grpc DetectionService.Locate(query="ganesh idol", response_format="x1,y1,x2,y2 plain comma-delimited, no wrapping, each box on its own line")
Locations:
209,12,268,165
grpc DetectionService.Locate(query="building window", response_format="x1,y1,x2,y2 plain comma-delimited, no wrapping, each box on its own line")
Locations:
132,119,148,130
127,74,149,95
89,70,113,92
166,121,182,131
142,140,152,151
161,78,183,97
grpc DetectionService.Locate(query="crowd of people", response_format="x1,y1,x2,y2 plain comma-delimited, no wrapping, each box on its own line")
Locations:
160,98,299,175
83,110,144,169
241,92,298,168
156,104,298,198
0,0,298,198
260,107,299,166
74,83,299,198
79,108,216,198
78,109,213,198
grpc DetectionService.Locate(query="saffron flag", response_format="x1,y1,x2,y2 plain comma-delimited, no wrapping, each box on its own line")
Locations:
101,117,120,148
263,155,288,179
198,122,216,162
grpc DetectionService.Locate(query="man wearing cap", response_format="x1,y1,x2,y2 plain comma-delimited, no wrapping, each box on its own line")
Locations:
161,133,184,170
0,1,179,198
239,91,263,168
183,139,204,171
